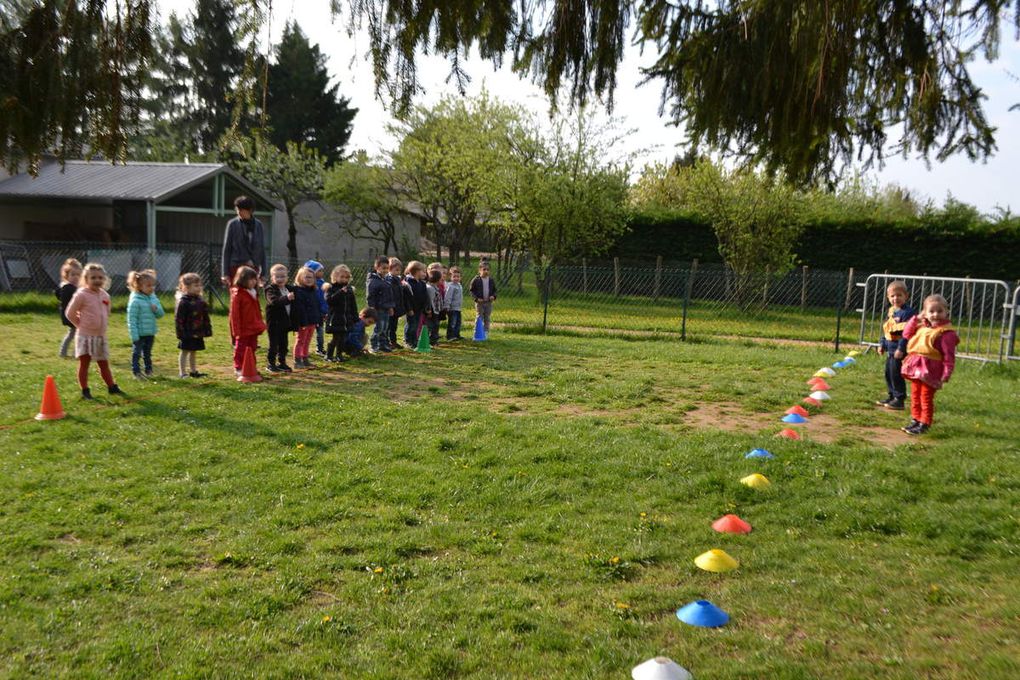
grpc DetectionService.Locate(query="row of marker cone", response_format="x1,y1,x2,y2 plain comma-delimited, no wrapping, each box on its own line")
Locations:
643,350,865,676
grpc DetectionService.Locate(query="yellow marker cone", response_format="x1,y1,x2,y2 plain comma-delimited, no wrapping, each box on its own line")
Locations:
694,548,739,573
847,350,861,357
740,473,771,490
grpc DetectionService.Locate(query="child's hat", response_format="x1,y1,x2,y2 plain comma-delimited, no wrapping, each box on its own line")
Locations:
304,260,324,272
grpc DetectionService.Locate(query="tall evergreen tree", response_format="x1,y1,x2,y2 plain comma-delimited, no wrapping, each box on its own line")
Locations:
187,0,246,153
266,22,357,164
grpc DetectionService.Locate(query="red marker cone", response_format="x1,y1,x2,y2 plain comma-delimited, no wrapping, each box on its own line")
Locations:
237,347,262,383
777,428,802,440
809,378,831,391
35,375,66,421
802,397,822,408
785,405,810,417
712,514,752,534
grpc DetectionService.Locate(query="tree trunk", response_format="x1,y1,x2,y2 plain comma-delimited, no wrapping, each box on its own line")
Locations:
286,204,298,261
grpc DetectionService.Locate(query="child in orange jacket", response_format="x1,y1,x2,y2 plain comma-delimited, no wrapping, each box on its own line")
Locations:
229,266,267,376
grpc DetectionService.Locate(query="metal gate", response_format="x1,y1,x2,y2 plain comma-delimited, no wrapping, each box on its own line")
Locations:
1007,286,1020,362
857,273,1012,363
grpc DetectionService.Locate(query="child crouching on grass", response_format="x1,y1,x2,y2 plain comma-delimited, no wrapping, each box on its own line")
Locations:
343,308,377,358
126,269,165,379
174,273,212,378
229,266,266,377
56,258,82,358
900,294,959,435
64,262,123,399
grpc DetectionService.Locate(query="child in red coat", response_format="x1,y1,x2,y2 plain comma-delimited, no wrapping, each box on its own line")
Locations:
900,294,959,435
229,266,267,376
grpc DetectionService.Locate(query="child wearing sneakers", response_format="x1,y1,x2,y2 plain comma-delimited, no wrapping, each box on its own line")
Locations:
425,269,443,344
444,266,464,340
292,266,323,368
56,258,82,358
875,280,915,410
900,294,959,435
402,261,428,347
229,266,266,376
386,257,405,349
469,262,497,334
126,269,165,379
264,264,296,373
325,264,359,361
174,273,213,378
366,255,395,352
305,260,330,357
64,263,124,399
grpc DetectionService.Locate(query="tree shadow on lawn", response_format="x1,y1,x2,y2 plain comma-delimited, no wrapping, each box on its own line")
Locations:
128,386,331,450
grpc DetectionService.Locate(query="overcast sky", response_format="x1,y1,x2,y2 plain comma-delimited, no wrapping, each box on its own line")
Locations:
163,1,1020,212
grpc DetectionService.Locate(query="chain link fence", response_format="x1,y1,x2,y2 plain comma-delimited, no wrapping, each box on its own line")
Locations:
3,241,1015,361
495,259,859,347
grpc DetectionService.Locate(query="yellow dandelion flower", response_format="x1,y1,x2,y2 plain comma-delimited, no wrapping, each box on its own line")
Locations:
609,556,621,565
615,601,631,610
321,615,332,623
639,512,647,518
373,566,384,574
296,443,305,450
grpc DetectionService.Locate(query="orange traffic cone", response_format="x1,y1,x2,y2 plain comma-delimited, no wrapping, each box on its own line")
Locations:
237,347,263,383
35,375,66,421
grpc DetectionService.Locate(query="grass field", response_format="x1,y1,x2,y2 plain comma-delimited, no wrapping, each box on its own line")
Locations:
1,307,1019,678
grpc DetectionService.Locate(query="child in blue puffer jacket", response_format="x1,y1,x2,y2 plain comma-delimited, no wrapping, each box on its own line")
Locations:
126,269,165,378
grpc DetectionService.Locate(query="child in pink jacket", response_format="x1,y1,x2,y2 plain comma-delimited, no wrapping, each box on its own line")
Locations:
64,263,123,399
900,294,959,435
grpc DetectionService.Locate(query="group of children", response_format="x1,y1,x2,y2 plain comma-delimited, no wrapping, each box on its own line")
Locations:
55,255,498,396
874,280,959,436
55,259,959,436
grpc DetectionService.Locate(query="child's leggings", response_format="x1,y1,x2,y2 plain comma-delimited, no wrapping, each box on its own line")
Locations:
909,379,937,425
295,325,316,359
179,350,197,376
78,355,114,390
233,334,259,370
59,327,76,357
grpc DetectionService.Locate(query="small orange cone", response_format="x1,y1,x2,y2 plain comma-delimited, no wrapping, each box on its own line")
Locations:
237,347,263,383
777,428,802,440
35,375,66,421
809,378,832,391
712,514,752,534
802,397,822,408
786,405,810,417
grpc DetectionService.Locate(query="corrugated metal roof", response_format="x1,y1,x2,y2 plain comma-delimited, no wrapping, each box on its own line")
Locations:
0,161,277,207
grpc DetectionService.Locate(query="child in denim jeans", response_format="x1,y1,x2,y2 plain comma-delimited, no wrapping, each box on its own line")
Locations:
366,255,395,352
444,266,464,340
126,269,164,379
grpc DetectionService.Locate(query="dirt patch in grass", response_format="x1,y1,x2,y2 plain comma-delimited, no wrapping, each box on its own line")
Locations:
682,402,912,448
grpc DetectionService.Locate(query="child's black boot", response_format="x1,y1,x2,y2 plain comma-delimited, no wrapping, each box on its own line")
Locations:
108,384,124,396
885,398,905,410
81,388,93,400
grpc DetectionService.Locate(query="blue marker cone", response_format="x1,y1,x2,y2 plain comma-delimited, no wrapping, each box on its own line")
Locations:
676,600,729,628
473,316,486,341
781,413,807,424
832,361,846,369
745,448,774,460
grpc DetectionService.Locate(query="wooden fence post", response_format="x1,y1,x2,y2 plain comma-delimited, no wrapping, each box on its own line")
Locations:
843,267,855,310
801,265,809,309
613,257,620,297
653,255,663,301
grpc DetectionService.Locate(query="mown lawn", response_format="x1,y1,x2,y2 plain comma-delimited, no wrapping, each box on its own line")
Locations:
1,308,1018,679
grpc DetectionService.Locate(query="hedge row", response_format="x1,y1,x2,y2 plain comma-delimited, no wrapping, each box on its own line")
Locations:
610,212,1020,281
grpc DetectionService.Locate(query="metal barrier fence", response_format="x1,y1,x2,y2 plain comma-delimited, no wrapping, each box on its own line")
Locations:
1007,286,1020,362
856,273,1013,363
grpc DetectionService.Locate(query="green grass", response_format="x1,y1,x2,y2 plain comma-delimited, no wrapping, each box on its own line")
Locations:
1,309,1019,678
